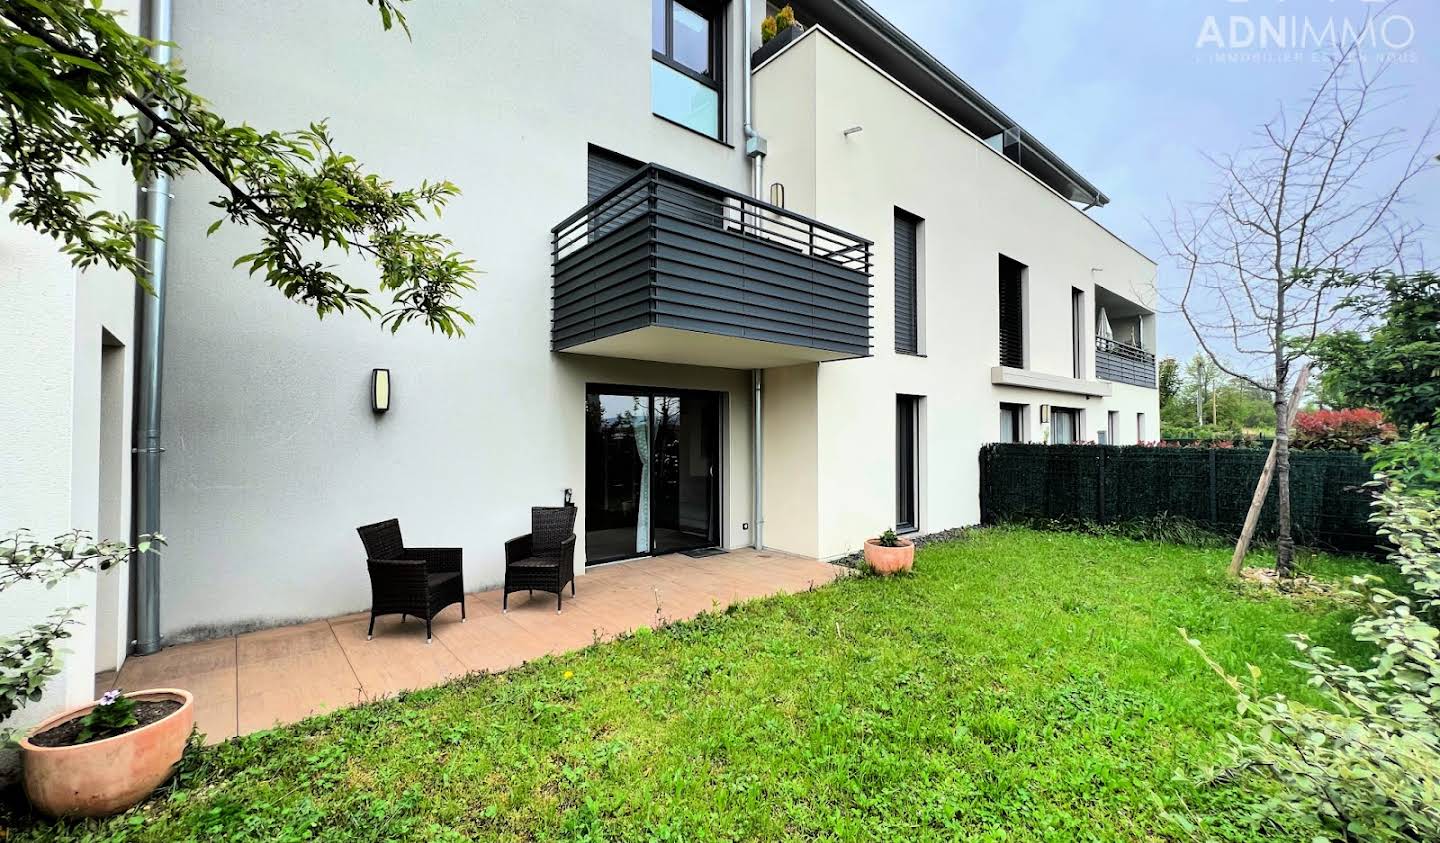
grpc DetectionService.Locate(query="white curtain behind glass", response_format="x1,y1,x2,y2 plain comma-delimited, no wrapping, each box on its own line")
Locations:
630,398,651,554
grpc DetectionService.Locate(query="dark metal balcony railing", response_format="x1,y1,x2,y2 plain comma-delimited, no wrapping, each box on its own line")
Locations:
550,164,873,359
1095,336,1156,388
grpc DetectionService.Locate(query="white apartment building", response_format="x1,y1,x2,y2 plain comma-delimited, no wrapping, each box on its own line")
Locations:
2,0,1158,720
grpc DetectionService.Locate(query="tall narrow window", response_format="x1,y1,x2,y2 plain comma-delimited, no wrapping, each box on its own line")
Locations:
1105,410,1118,445
652,0,724,139
896,395,920,532
999,403,1026,443
1137,412,1146,442
894,209,921,355
1071,287,1085,379
998,256,1025,368
1051,407,1079,444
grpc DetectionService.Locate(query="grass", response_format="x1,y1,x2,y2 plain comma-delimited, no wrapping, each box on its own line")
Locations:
8,528,1387,842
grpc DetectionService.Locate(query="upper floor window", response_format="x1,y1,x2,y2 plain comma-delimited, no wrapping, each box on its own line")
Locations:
652,0,724,139
894,208,922,355
998,255,1026,369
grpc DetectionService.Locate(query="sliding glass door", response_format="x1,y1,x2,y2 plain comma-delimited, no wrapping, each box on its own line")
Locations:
585,387,719,564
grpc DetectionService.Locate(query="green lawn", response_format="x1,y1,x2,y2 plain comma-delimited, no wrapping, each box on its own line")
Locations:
11,529,1385,842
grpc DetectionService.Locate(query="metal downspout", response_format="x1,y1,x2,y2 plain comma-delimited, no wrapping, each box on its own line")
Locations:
134,0,173,656
751,369,763,550
743,1,765,550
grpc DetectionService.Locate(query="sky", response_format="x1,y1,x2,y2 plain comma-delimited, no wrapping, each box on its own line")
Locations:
862,0,1440,365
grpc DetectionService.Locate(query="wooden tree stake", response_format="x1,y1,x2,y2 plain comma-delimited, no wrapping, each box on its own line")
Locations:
1228,363,1311,576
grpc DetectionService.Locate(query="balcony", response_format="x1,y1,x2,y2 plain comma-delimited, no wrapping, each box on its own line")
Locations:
551,165,872,369
1095,336,1156,388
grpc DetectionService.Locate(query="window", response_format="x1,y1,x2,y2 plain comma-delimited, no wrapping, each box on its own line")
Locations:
1137,412,1146,442
998,255,1025,369
1050,407,1080,444
652,0,724,139
1071,287,1085,379
896,395,920,532
1105,410,1118,445
999,403,1026,443
894,209,921,355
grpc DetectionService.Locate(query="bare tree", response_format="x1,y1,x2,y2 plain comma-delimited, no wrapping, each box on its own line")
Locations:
1162,40,1434,576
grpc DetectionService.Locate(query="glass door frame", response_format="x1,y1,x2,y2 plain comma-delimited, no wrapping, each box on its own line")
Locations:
585,383,723,566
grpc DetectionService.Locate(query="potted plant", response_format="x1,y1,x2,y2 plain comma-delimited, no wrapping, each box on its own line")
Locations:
19,687,194,817
863,529,914,575
1,529,184,817
753,4,804,66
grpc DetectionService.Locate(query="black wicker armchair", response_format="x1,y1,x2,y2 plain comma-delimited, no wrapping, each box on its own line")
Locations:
357,519,465,642
503,506,578,613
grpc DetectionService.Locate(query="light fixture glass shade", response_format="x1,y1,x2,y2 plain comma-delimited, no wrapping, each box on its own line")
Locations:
371,368,390,413
1039,404,1050,423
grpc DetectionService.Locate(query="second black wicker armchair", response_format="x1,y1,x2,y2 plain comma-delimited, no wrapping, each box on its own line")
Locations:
357,518,465,642
503,506,578,613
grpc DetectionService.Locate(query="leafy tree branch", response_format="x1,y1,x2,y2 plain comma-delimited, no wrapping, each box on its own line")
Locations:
1,0,476,335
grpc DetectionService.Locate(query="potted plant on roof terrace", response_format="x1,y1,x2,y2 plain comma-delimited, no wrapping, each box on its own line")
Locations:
753,4,804,65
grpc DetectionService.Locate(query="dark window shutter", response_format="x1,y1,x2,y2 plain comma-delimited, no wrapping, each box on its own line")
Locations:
587,146,645,238
894,210,919,354
998,256,1025,368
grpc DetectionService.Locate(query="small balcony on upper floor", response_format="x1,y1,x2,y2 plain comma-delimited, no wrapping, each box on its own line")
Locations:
551,164,873,369
1094,285,1156,388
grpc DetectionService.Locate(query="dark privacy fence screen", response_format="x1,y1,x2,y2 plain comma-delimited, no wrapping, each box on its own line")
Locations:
979,444,1378,552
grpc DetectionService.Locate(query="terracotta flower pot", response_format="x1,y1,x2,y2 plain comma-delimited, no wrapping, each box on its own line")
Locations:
20,688,194,818
863,538,914,575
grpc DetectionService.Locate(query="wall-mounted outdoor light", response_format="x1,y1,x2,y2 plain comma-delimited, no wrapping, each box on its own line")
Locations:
1039,404,1050,423
769,182,786,209
371,368,391,414
842,125,864,137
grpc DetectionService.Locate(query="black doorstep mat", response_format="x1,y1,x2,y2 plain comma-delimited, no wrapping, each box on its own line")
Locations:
681,547,728,559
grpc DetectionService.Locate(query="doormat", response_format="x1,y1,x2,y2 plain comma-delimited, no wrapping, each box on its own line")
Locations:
681,547,728,559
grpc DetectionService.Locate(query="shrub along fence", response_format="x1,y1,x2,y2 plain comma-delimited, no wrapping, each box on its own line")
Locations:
979,444,1378,552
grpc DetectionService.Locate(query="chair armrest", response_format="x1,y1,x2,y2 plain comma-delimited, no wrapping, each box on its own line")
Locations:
504,534,533,564
367,558,429,586
558,534,576,578
406,546,463,573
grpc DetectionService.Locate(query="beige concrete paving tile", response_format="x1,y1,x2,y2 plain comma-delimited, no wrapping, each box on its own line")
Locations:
330,615,468,700
236,622,360,735
115,638,237,743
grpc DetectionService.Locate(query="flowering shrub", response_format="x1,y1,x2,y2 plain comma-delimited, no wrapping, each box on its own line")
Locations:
1183,476,1440,841
0,530,158,739
1293,408,1397,451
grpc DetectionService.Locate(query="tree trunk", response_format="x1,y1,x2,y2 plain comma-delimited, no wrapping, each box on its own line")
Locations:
1273,394,1296,576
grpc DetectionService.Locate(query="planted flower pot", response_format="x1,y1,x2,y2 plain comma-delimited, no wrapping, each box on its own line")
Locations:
20,688,194,818
752,23,804,66
863,537,914,575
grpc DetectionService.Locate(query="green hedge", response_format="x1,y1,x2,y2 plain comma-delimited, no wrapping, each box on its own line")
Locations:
979,444,1377,552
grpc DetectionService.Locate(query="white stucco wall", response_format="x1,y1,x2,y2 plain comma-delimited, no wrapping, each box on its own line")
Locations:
0,1,138,740
156,0,769,639
755,30,1160,559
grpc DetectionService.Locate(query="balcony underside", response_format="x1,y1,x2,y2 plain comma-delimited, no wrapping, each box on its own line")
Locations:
558,325,857,369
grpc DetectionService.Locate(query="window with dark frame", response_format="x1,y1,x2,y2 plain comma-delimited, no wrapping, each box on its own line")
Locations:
999,402,1026,443
896,395,920,532
652,0,725,139
998,255,1025,369
1050,407,1080,444
894,209,921,355
1071,287,1085,379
